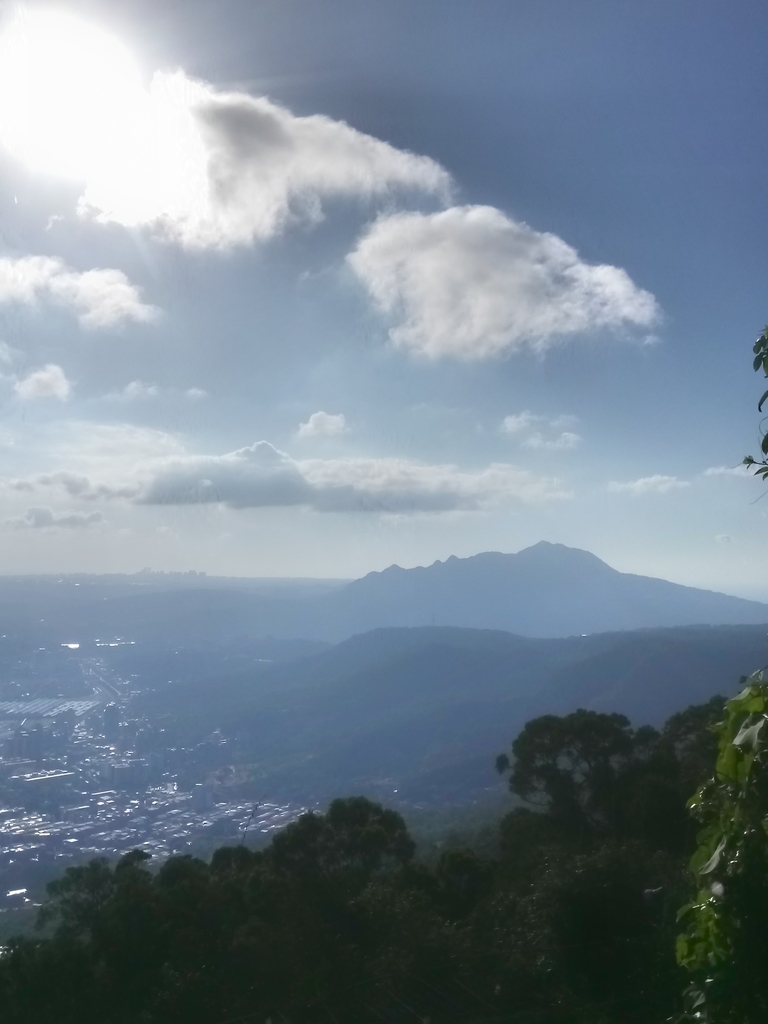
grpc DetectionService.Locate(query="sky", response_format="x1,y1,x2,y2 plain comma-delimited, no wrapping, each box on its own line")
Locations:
0,0,767,594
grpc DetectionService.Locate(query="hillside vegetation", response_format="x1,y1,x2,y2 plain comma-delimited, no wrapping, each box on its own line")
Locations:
0,696,728,1024
132,623,768,804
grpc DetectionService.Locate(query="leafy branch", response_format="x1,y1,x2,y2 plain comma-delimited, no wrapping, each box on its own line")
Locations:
676,676,768,1023
743,325,768,480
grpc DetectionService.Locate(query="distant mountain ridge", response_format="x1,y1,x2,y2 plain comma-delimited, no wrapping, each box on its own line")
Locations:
0,542,764,645
315,542,768,640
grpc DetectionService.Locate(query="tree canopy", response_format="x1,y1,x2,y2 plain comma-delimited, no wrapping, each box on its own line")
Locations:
0,698,732,1024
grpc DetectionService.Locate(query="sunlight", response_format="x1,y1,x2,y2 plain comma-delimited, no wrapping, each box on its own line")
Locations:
0,9,206,226
0,10,143,179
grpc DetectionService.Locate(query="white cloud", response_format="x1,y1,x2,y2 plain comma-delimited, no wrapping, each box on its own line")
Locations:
297,411,347,438
9,435,569,514
5,506,104,529
6,422,185,501
0,256,157,328
15,364,71,400
608,475,689,495
501,411,581,452
73,70,450,249
109,380,159,400
715,534,734,545
137,442,569,513
522,431,582,452
48,421,184,461
104,383,209,401
348,206,659,359
703,465,753,479
8,471,137,502
305,456,570,511
501,412,538,435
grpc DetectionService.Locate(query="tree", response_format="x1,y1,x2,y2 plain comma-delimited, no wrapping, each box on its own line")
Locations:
662,694,726,798
269,796,415,879
496,704,724,850
497,709,636,833
37,856,119,940
676,677,768,1023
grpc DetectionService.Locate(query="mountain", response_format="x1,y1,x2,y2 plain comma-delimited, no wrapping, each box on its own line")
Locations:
134,623,768,805
0,543,765,648
314,542,768,639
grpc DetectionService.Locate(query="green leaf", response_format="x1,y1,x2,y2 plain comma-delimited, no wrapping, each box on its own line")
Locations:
716,742,741,782
698,837,726,876
759,389,768,412
733,717,764,751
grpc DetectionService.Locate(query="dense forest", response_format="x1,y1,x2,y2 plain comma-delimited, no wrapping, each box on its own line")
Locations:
0,691,751,1024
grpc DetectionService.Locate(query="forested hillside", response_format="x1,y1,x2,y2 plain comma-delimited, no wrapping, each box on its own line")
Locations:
130,623,768,804
0,697,727,1024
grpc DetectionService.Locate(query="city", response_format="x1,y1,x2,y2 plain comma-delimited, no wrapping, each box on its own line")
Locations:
0,640,303,931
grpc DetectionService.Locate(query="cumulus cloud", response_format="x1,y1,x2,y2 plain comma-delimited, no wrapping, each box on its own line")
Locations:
0,256,157,328
608,475,689,495
137,442,569,513
297,411,347,438
15,364,71,400
75,70,450,249
10,436,568,514
348,206,659,359
185,387,208,400
5,506,104,529
501,411,581,452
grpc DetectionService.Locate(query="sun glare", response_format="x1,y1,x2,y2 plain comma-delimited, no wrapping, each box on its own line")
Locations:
0,10,144,180
0,10,206,226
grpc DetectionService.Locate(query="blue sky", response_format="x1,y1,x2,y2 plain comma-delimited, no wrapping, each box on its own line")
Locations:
0,0,767,595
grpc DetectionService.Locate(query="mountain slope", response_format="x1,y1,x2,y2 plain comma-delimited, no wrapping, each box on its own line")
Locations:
137,623,768,804
317,542,768,639
1,544,764,644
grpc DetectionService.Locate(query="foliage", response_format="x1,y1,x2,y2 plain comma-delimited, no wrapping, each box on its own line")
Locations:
676,673,768,1023
743,324,768,479
496,707,707,850
270,795,415,878
0,700,729,1024
663,696,726,798
499,710,635,832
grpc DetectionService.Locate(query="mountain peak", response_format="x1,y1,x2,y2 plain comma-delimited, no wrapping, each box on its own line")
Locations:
512,541,617,572
333,542,768,640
